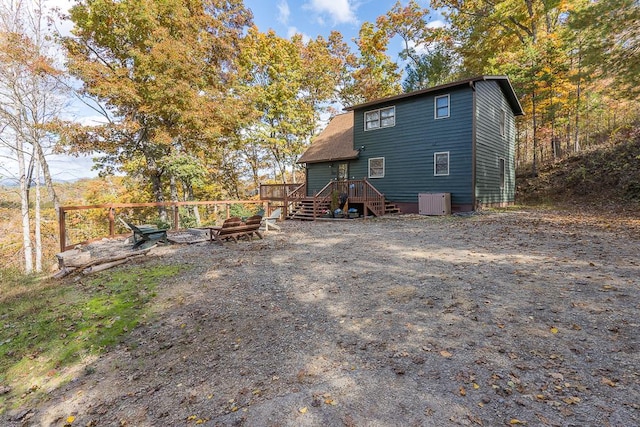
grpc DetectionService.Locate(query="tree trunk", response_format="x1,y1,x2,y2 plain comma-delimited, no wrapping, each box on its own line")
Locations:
145,153,166,221
574,44,582,153
34,151,43,272
34,141,60,217
531,89,538,177
17,135,33,273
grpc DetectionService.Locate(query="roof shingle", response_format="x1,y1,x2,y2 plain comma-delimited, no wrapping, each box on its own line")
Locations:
297,112,358,164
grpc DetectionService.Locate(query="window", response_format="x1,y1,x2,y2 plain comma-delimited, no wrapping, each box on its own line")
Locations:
499,158,505,189
365,106,395,130
368,157,385,178
435,95,450,119
434,152,449,176
337,162,348,180
499,110,506,137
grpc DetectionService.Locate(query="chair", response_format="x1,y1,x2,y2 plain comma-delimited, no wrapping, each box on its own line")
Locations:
210,216,263,244
118,218,168,249
260,208,281,231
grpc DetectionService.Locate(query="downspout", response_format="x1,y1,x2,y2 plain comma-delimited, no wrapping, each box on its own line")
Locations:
470,81,477,210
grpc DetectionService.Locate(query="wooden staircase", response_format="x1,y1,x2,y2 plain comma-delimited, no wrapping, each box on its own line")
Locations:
384,201,401,215
288,198,331,220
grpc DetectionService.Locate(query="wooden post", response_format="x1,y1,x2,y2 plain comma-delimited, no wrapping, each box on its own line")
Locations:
108,206,115,237
173,203,179,230
59,207,66,252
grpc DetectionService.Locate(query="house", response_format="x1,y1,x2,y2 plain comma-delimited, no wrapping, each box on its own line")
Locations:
296,75,524,214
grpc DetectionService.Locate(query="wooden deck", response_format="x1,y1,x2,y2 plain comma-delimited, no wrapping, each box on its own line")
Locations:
260,179,387,219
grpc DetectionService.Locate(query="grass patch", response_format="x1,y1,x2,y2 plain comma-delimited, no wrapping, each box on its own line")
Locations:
0,263,184,412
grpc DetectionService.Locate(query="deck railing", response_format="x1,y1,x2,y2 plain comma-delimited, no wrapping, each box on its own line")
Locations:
260,179,385,218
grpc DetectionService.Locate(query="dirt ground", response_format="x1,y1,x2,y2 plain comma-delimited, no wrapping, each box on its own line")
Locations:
5,208,640,427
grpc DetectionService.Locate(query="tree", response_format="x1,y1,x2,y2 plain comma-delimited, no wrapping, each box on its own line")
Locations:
0,0,66,273
402,43,458,92
236,28,348,184
569,0,640,98
345,21,402,104
62,0,252,219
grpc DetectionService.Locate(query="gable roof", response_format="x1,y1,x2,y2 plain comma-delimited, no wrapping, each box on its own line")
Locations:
297,111,359,164
346,75,524,116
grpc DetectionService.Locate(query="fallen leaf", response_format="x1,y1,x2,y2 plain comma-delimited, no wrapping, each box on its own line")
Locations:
66,416,76,424
459,386,466,396
299,407,308,414
601,377,617,387
440,350,453,358
473,383,480,389
549,373,564,380
562,396,581,404
187,415,197,421
509,419,526,425
550,327,558,334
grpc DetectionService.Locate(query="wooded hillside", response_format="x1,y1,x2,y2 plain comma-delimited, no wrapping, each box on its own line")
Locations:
517,124,640,207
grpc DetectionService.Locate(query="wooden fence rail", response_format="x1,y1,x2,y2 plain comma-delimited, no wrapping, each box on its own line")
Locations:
59,200,268,251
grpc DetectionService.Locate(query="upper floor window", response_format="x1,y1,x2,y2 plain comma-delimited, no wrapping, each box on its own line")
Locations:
369,157,385,178
499,109,506,137
365,106,395,130
434,152,449,176
499,158,506,188
435,95,450,119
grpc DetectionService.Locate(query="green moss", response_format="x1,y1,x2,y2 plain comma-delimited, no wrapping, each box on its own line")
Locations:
0,263,184,411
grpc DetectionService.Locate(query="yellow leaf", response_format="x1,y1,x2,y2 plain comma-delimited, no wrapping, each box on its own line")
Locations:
66,416,76,424
509,419,526,425
473,383,480,389
562,396,581,404
196,420,204,425
299,407,308,414
187,415,197,421
440,350,452,358
231,406,239,412
550,327,558,334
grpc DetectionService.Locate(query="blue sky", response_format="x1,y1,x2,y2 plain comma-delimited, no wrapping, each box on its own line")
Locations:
243,0,442,63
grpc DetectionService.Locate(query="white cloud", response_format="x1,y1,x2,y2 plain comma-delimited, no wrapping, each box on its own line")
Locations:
277,0,290,25
287,27,311,43
304,0,357,26
427,19,446,29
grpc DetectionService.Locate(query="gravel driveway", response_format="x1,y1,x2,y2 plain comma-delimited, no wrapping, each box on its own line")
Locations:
8,209,640,427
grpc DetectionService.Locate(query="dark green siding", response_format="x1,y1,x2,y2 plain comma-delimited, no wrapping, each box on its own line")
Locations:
474,81,516,205
350,89,474,207
306,162,334,196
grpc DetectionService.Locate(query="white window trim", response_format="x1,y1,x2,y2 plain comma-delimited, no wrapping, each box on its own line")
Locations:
368,157,385,178
434,151,450,176
434,94,450,119
498,157,506,189
364,106,395,131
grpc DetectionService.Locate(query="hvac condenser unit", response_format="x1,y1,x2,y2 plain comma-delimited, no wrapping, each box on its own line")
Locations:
418,193,451,215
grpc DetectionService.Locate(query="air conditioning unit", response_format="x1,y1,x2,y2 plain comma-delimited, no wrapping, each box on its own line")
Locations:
418,193,451,215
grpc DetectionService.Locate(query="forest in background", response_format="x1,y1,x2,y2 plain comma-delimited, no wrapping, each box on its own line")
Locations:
1,0,639,273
